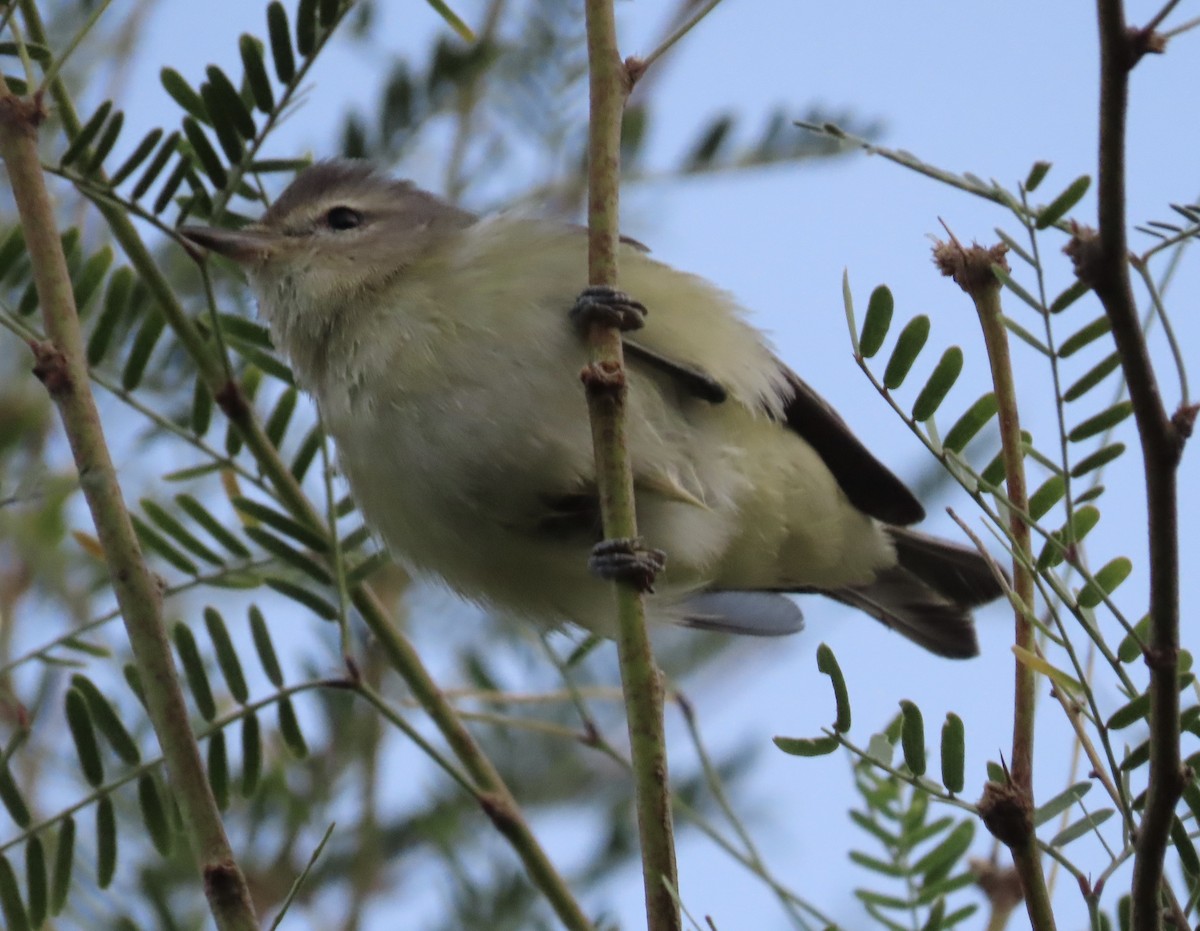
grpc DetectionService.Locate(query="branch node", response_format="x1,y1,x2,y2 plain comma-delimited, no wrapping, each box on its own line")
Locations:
932,238,1009,299
29,339,71,396
1171,402,1197,441
0,94,47,135
977,780,1033,848
580,360,626,396
214,379,250,422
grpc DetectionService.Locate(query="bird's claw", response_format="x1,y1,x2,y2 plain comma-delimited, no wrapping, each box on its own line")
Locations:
588,537,666,592
570,286,648,333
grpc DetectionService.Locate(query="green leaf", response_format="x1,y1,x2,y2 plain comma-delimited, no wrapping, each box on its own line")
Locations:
132,513,198,575
239,34,275,113
297,0,321,56
59,100,113,167
176,495,252,559
899,700,926,776
191,378,213,436
208,730,230,811
250,605,285,686
1038,505,1101,569
205,607,249,704
96,796,117,888
1078,556,1132,609
913,820,974,882
241,712,262,797
0,225,26,280
860,285,893,359
911,347,963,421
131,130,180,201
160,68,208,123
1049,278,1091,314
69,675,140,765
24,834,45,930
65,689,103,786
110,127,165,186
1059,316,1111,357
142,499,224,565
319,0,343,27
1068,401,1132,443
1036,175,1091,229
83,110,124,175
816,643,851,733
121,308,166,391
1117,614,1151,664
0,854,28,931
1002,315,1051,356
200,81,246,164
138,774,172,857
1071,442,1125,478
1033,781,1091,826
182,117,227,189
173,623,217,721
206,65,256,139
1024,161,1051,192
883,315,930,390
940,714,965,794
233,497,328,553
848,850,908,878
1050,807,1113,847
1027,475,1065,521
1119,740,1150,772
290,426,323,481
266,2,296,83
278,696,309,758
850,809,898,847
265,387,299,447
992,266,1043,314
1064,352,1121,402
246,527,332,584
1107,691,1150,730
72,246,114,315
1171,816,1200,877
773,735,839,757
0,759,30,828
49,816,73,916
943,393,998,454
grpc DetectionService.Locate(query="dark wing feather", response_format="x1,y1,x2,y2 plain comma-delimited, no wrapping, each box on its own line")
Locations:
774,366,925,525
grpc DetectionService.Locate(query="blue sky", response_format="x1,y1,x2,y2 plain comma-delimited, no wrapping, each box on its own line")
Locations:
97,0,1200,927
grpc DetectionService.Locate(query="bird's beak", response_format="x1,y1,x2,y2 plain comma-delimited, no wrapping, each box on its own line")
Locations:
178,225,278,264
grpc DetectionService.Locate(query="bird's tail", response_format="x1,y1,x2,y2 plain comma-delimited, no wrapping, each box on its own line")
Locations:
826,527,1007,659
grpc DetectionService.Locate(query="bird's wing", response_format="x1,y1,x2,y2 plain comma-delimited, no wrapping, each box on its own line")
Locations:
621,334,926,526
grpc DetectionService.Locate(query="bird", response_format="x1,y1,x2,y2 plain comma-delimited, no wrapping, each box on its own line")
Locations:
180,159,1004,659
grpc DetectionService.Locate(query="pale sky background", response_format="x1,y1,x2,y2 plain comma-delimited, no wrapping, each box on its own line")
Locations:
63,0,1200,928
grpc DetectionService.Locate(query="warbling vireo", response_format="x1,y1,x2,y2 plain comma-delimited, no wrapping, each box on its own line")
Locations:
181,160,1004,658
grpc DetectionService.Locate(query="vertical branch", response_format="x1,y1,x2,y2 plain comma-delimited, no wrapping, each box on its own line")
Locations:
1076,4,1189,928
935,240,1057,931
582,2,681,929
0,88,259,931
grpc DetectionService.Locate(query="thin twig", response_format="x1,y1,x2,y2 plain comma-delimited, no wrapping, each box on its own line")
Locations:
583,1,681,928
1088,4,1188,929
0,76,260,931
933,236,1057,931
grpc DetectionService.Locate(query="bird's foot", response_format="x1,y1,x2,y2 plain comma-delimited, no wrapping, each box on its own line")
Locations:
588,537,666,593
570,286,648,333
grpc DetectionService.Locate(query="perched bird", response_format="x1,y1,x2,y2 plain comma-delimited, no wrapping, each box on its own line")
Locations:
181,160,1003,659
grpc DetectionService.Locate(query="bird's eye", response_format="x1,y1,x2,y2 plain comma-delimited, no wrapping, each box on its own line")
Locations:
325,206,363,231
